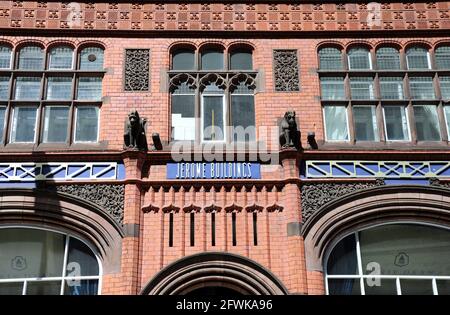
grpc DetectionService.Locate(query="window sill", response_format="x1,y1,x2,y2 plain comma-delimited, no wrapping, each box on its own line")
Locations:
0,141,108,152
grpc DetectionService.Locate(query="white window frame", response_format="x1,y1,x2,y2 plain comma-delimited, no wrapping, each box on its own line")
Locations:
0,226,102,295
382,105,411,142
443,105,450,140
48,47,75,70
406,48,431,70
323,105,350,142
201,94,227,143
324,222,450,295
73,106,100,143
347,48,372,70
42,105,70,143
9,106,38,143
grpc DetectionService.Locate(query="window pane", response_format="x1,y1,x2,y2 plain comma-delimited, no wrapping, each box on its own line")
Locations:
11,107,37,142
319,47,342,70
26,281,61,295
231,95,255,141
328,279,361,295
79,47,104,70
320,77,345,100
400,279,433,295
439,76,450,99
49,46,73,69
46,77,72,100
376,47,400,70
172,49,195,70
383,106,409,141
43,106,69,143
348,47,371,70
75,107,99,142
350,77,375,100
324,105,348,141
0,282,23,295
15,77,41,100
364,279,397,295
413,105,441,141
437,280,450,295
380,77,404,100
327,233,357,275
66,237,99,277
64,279,98,295
406,47,430,69
230,51,252,70
171,94,195,141
77,77,102,100
436,46,450,69
353,106,379,141
0,76,9,100
445,106,450,138
203,95,224,141
0,46,11,69
0,228,65,279
409,77,435,100
18,46,44,70
0,106,5,142
201,49,223,70
359,224,450,276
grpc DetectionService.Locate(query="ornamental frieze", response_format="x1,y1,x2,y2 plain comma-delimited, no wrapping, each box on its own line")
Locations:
0,2,449,32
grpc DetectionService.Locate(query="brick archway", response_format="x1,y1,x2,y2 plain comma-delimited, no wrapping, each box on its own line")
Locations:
140,252,288,295
302,185,450,272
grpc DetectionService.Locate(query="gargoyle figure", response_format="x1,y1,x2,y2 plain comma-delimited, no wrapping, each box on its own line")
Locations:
279,110,300,149
124,110,148,151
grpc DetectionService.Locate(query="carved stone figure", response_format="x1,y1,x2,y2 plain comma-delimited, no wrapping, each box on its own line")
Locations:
279,111,299,148
124,110,148,151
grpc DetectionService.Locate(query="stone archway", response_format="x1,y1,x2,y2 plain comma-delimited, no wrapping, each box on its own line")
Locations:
140,252,288,295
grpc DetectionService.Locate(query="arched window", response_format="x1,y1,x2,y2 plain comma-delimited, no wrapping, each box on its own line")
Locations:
406,46,430,69
171,48,195,70
229,48,253,70
201,47,224,70
376,47,400,70
79,47,104,70
347,47,371,70
435,46,450,69
326,224,450,295
0,228,101,295
0,45,12,69
18,46,44,70
48,46,74,69
318,47,343,70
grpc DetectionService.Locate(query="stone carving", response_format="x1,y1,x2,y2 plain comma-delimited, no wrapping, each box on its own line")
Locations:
279,111,300,149
124,49,149,91
124,110,148,151
273,50,300,92
429,178,450,189
55,184,124,225
301,179,385,223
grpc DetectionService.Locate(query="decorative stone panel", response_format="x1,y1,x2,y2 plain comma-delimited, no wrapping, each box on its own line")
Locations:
273,50,300,92
124,49,150,92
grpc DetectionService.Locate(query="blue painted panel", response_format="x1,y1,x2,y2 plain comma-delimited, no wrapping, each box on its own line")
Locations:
384,179,430,185
117,163,126,180
167,162,261,179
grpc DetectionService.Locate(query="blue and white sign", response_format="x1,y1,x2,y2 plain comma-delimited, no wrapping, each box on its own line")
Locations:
167,162,261,179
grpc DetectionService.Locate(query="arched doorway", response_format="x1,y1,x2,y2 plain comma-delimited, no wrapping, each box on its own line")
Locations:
141,252,288,295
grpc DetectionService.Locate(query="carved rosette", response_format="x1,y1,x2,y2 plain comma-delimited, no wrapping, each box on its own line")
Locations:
124,49,150,91
55,184,125,225
273,50,300,92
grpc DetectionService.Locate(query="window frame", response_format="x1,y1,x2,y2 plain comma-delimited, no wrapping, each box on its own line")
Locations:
73,106,100,144
323,104,350,142
9,105,39,144
200,94,227,143
382,105,411,142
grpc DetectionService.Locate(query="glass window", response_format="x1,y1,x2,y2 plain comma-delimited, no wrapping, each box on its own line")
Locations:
66,238,99,277
350,77,375,100
77,77,102,100
445,106,450,139
413,105,441,141
202,95,225,141
231,83,255,141
18,46,44,70
48,46,73,69
0,45,12,69
0,106,5,143
327,233,357,275
439,76,450,99
435,46,450,69
376,47,400,70
319,47,342,70
383,106,410,141
406,47,430,69
74,106,99,142
10,107,37,143
380,77,404,99
172,49,195,70
320,77,345,100
0,76,9,100
171,82,195,141
79,47,104,70
409,76,435,99
201,49,224,70
230,50,253,70
323,105,349,141
348,47,371,70
46,77,72,100
43,106,69,143
353,106,379,141
15,77,41,100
